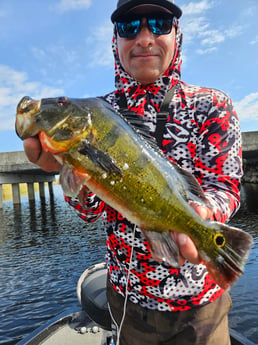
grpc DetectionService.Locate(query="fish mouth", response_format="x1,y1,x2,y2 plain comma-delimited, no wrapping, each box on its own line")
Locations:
15,96,41,139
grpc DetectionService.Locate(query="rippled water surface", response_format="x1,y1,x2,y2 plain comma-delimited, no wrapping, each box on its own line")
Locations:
0,184,257,344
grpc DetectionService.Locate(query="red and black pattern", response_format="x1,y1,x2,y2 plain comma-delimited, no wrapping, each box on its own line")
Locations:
65,21,242,311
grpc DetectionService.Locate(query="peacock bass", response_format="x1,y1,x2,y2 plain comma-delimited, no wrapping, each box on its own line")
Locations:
15,95,253,290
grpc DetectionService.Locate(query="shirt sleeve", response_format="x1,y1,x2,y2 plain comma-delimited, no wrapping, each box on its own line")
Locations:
64,192,106,223
194,90,242,223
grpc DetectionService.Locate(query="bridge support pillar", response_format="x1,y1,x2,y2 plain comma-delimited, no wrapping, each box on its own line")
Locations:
0,184,2,209
39,182,45,199
27,183,35,201
0,173,56,208
12,183,21,204
48,182,54,196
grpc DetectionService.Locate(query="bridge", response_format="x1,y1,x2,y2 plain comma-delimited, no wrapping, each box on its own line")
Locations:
241,131,258,159
241,131,258,183
0,151,58,208
0,131,257,207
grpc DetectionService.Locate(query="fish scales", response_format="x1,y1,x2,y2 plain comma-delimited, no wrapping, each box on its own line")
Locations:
80,101,190,230
15,96,253,290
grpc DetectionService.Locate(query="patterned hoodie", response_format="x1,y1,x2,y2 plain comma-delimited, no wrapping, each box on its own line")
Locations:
65,21,242,311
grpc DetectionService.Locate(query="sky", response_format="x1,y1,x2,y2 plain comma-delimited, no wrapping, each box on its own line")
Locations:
0,0,258,152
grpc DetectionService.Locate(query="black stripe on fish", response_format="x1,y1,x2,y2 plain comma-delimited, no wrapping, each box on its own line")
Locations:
78,139,122,175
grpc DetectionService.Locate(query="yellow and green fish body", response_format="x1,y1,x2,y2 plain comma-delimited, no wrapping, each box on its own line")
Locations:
16,96,253,289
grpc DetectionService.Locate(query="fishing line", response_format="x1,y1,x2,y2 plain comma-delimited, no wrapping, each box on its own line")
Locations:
109,224,137,345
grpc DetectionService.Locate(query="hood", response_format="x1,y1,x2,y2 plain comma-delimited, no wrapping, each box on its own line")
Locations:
112,20,183,118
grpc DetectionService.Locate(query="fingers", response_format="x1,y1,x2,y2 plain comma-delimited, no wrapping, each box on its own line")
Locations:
171,232,201,266
23,137,42,163
177,233,201,265
24,137,62,173
189,202,213,220
169,204,213,267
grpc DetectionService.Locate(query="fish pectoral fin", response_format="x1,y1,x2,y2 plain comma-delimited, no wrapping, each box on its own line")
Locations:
78,140,122,175
143,231,179,267
59,164,88,197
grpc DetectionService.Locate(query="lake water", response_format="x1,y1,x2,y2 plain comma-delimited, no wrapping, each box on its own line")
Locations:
0,184,257,345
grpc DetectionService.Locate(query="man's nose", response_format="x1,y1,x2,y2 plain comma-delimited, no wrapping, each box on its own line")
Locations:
135,21,155,47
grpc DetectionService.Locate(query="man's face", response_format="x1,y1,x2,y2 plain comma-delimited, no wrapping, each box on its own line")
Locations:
116,14,176,86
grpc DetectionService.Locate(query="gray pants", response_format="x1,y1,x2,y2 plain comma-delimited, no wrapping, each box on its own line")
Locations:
107,280,232,345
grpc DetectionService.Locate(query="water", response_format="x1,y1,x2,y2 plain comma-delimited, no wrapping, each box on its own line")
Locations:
0,184,257,344
228,184,258,343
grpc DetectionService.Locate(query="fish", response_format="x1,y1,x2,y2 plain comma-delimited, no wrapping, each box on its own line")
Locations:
15,95,253,290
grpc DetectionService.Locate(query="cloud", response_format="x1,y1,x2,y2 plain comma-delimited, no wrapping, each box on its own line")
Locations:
200,30,225,46
235,92,258,121
54,0,92,12
87,22,114,68
31,45,81,78
196,47,217,55
180,1,242,55
198,26,241,49
250,35,258,45
181,0,214,15
30,22,114,76
0,65,64,131
242,1,257,17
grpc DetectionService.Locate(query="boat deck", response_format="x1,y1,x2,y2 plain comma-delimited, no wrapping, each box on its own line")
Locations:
17,309,113,345
41,319,104,345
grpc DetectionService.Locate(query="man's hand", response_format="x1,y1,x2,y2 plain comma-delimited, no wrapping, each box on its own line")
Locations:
172,202,213,266
24,137,62,173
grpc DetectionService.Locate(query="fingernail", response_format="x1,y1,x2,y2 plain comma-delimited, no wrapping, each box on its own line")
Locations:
178,233,188,245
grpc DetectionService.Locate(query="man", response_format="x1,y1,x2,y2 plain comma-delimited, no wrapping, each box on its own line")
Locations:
24,1,242,344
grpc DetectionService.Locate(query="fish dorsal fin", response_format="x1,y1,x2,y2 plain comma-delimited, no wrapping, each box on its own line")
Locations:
171,162,208,204
98,96,164,152
119,109,159,146
120,110,208,205
121,110,208,205
118,108,208,205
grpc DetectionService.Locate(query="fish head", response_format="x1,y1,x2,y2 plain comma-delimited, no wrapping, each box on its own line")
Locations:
200,223,253,290
16,96,93,153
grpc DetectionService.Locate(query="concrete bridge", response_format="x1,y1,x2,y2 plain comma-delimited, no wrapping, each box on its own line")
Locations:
0,151,57,208
0,131,257,207
241,131,258,183
242,131,258,159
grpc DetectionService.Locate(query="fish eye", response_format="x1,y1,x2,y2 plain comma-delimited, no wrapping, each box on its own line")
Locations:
57,97,70,106
214,233,226,248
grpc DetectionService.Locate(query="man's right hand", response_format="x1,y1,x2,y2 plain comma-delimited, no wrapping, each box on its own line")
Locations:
24,137,62,173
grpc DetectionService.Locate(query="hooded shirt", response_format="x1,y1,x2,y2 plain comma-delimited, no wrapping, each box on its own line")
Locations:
66,21,242,311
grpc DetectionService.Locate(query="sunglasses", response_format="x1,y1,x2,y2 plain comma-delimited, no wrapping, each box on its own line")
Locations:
116,15,175,38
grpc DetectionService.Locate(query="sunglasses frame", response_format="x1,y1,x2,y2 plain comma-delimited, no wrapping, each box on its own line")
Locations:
116,14,176,38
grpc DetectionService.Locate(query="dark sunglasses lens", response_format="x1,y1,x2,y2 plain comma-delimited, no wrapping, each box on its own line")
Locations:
117,19,141,38
148,18,173,35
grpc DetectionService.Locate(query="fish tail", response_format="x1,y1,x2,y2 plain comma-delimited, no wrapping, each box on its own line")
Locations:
202,222,253,290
